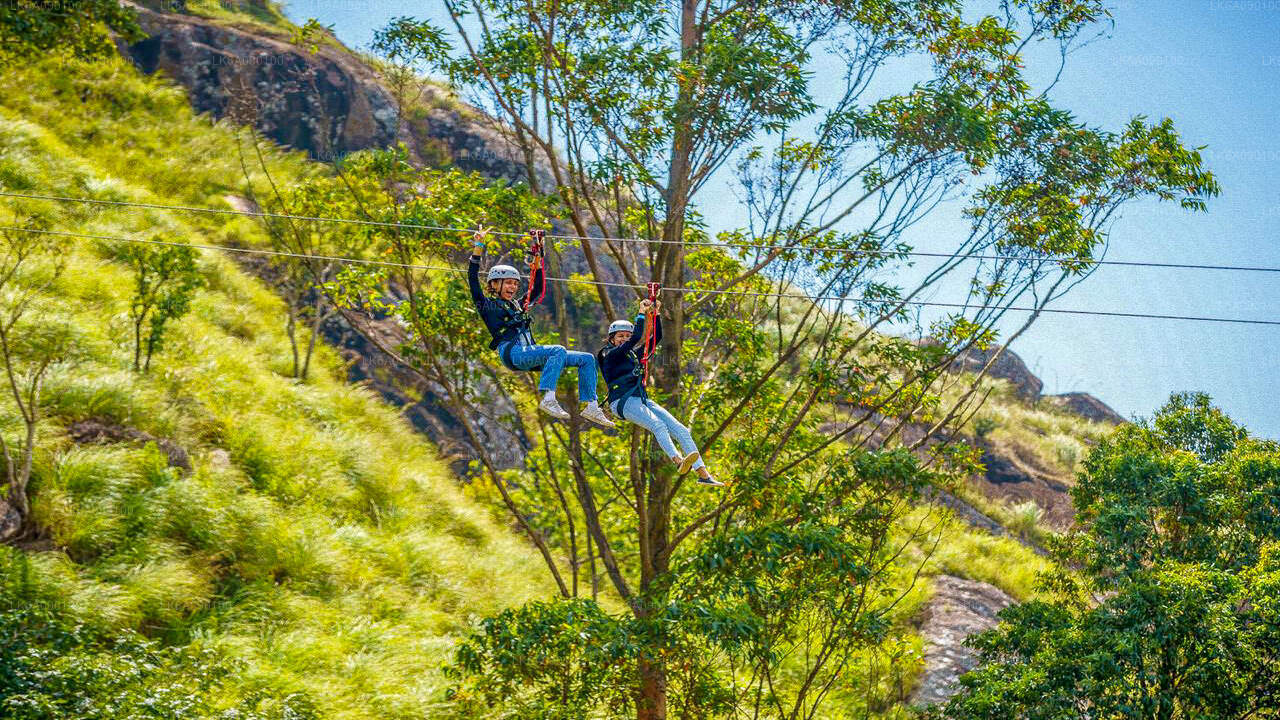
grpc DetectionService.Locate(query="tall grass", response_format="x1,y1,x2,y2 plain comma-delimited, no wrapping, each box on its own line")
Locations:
0,54,550,718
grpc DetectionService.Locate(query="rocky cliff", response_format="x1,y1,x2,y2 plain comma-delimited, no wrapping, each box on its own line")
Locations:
119,2,551,186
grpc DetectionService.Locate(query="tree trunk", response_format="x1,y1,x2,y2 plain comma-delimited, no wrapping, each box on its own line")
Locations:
636,656,668,720
637,454,673,719
302,302,328,382
133,315,144,372
286,302,300,378
654,0,699,408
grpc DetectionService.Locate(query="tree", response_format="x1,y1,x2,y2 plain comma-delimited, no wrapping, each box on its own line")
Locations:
119,241,203,373
935,393,1280,720
247,179,373,381
272,3,1224,717
0,219,75,543
0,0,142,61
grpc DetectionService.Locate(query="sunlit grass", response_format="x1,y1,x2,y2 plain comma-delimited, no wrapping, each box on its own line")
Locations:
0,54,550,718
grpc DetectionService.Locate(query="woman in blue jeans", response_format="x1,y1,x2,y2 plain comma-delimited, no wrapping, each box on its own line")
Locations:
597,299,722,486
468,228,614,428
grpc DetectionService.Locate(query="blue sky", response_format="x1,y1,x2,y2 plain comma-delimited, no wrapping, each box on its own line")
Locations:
283,0,1280,437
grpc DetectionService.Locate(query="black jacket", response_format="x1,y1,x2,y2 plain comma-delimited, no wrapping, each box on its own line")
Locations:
468,256,545,350
597,313,660,407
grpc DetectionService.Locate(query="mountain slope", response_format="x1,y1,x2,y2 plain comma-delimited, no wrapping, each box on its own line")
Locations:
0,53,549,719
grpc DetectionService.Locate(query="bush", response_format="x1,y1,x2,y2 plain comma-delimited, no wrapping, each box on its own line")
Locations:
972,416,998,439
0,548,317,720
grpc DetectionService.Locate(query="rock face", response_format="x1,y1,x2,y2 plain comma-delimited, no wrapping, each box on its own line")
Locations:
973,436,1075,528
0,498,21,543
122,3,399,161
68,418,192,471
119,3,552,186
952,344,1043,401
406,92,556,188
911,575,1014,707
1045,392,1126,425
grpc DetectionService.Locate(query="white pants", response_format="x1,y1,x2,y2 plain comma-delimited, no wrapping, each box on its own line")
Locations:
611,397,706,470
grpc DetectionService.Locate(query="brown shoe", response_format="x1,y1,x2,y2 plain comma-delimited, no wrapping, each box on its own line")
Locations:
678,452,700,475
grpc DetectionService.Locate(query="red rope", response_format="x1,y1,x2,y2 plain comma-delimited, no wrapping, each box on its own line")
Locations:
641,282,661,385
523,229,547,310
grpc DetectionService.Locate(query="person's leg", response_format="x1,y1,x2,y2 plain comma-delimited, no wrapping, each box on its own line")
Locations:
643,400,706,471
508,343,566,394
618,399,680,459
560,350,599,403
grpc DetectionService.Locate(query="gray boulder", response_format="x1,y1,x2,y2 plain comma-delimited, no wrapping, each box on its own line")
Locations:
911,575,1014,707
1044,392,1126,425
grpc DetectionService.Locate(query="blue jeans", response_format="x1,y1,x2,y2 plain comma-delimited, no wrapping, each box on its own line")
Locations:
506,343,598,403
610,397,706,470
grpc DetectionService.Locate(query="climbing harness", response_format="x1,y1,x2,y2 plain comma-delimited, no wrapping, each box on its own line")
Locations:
494,230,549,372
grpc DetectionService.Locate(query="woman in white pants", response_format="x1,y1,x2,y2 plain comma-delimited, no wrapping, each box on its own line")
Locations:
596,300,722,486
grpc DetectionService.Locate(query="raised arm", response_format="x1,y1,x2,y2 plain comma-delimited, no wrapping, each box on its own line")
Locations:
612,314,645,355
468,228,488,307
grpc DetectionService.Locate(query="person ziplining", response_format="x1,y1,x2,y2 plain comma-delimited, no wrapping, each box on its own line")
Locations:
598,294,723,486
469,227,616,428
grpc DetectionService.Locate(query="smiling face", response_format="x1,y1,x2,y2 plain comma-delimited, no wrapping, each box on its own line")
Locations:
611,330,632,346
489,278,520,300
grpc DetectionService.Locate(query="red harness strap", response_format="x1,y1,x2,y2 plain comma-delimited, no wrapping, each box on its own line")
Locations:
523,229,547,310
640,281,661,384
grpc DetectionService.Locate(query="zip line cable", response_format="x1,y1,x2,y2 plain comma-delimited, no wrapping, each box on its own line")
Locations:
5,190,1280,275
7,224,1280,327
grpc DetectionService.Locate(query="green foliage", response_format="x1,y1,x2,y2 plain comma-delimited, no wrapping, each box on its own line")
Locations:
448,599,636,718
118,242,204,372
1070,391,1276,578
448,447,946,719
973,415,998,439
936,394,1280,719
0,0,142,61
0,548,318,720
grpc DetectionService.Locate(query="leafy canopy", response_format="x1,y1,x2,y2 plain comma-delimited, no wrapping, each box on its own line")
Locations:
0,0,143,60
937,393,1280,720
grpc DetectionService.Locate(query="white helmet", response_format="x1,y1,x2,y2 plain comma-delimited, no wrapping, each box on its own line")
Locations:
608,319,635,335
486,264,520,283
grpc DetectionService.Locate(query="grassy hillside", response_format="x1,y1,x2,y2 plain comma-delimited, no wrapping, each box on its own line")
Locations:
0,54,549,719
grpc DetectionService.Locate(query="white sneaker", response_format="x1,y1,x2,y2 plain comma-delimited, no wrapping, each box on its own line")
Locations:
580,403,617,429
538,395,570,420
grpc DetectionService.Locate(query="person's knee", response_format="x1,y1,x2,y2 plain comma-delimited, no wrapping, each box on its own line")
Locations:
547,345,567,358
